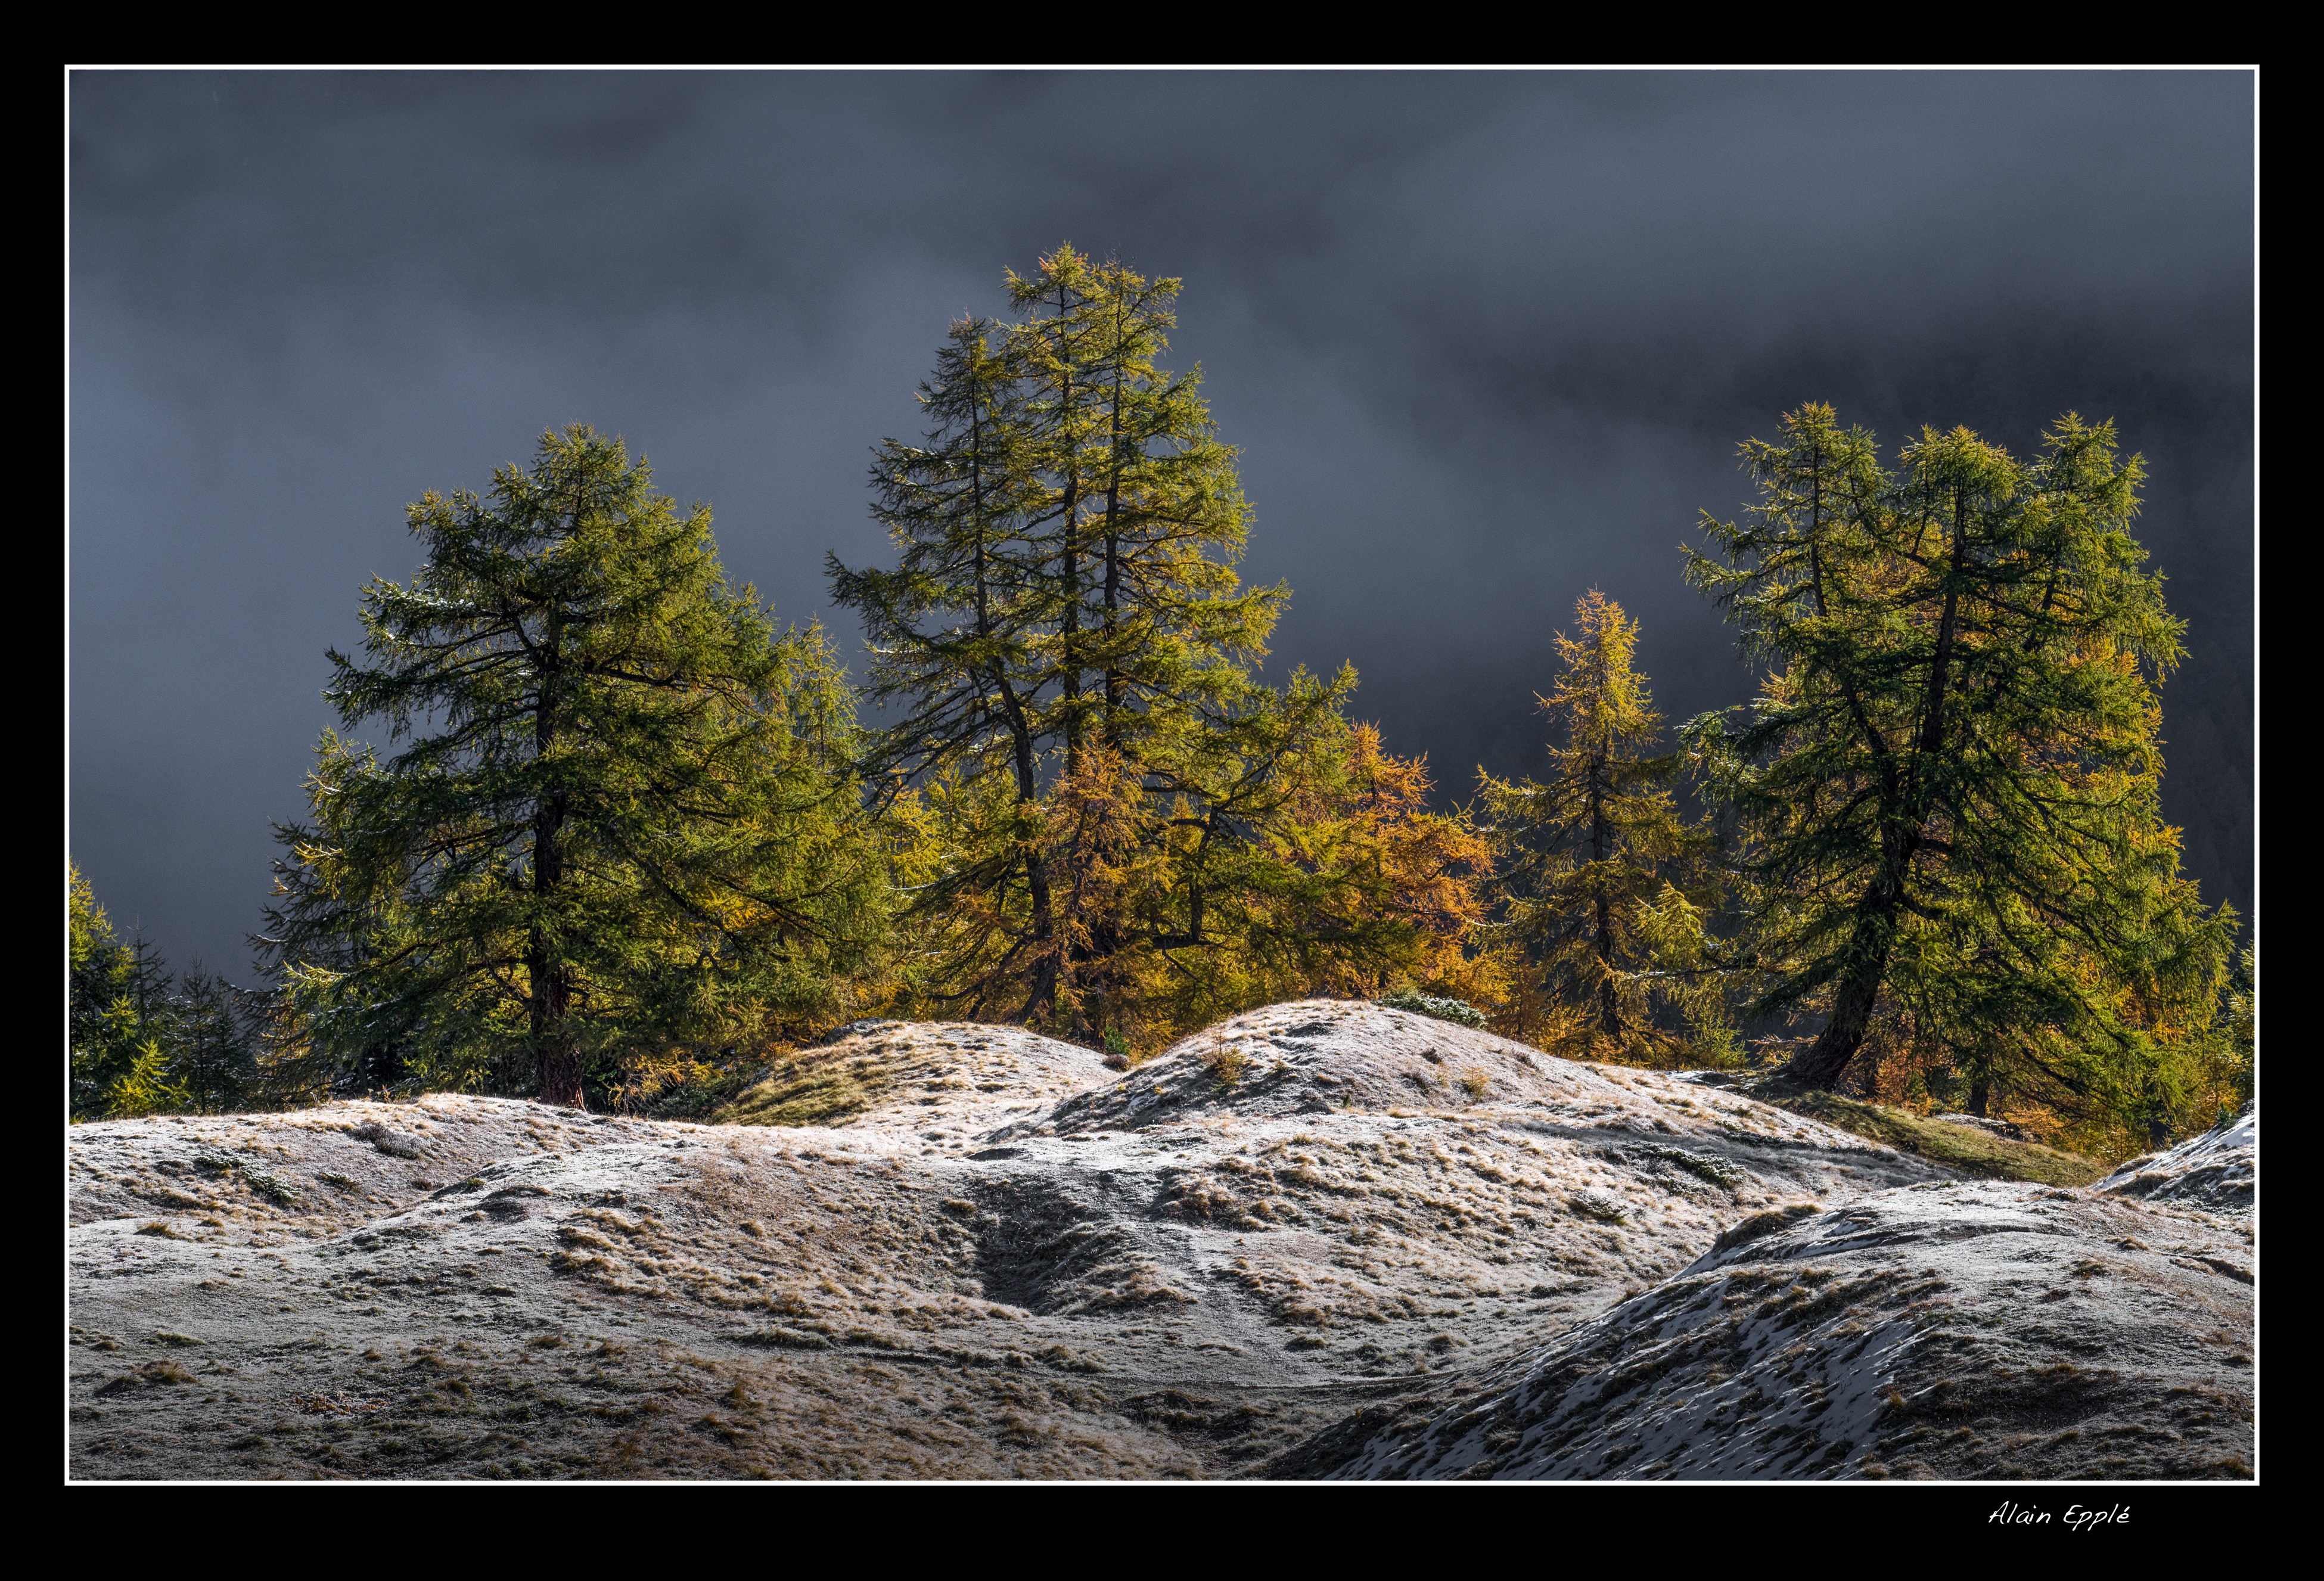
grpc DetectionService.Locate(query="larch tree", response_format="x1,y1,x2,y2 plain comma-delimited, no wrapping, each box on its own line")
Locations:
835,247,1488,1048
1235,716,1497,1012
261,426,888,1107
1478,592,1724,1063
1003,247,1278,765
836,247,1284,1033
1002,247,1285,1033
1686,405,2238,1130
828,318,1063,1019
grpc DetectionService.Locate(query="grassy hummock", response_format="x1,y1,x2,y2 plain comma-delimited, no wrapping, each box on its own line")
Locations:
712,1047,888,1128
1764,1089,2106,1186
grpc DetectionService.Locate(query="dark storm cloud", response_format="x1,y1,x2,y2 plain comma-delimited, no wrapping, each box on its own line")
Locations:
68,70,2255,976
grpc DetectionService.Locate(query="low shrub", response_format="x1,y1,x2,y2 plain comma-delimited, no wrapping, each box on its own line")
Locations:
1380,990,1488,1030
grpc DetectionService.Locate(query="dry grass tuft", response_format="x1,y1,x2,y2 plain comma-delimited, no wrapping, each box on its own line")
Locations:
1201,1037,1251,1086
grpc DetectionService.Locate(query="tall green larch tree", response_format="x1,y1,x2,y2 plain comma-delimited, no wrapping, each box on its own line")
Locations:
1002,247,1280,767
1686,405,2237,1123
262,426,887,1107
836,247,1287,1030
836,247,1484,1044
828,318,1062,1018
1001,248,1288,1033
1478,592,1724,1062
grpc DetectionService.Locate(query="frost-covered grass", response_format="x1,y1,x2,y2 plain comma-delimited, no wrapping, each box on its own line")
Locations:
1770,1091,2105,1186
1299,1176,2254,1481
68,1002,2055,1480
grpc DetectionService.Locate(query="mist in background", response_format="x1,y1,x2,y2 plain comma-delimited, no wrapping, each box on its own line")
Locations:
69,71,2256,976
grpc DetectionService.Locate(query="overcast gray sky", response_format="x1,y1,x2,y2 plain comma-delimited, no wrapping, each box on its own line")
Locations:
69,70,2256,977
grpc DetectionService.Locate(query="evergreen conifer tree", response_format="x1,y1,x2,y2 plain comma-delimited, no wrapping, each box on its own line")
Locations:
262,426,887,1107
70,864,148,1118
836,249,1488,1045
999,249,1288,1033
829,316,1065,1019
68,866,259,1117
1686,405,2238,1125
1478,593,1725,1063
1232,717,1498,1014
1001,248,1281,767
170,968,261,1114
834,249,1287,1030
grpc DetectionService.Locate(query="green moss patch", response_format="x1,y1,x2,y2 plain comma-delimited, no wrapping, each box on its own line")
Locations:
1771,1091,2106,1187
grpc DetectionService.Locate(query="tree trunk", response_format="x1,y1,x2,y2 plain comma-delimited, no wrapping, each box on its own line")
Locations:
539,1047,584,1108
997,678,1058,1024
531,650,582,1107
528,921,585,1107
1788,486,1969,1091
1787,850,1907,1089
1788,853,1908,1088
1589,753,1619,1038
1791,961,1881,1088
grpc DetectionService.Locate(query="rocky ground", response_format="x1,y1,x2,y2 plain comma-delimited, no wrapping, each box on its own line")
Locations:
66,1001,2255,1480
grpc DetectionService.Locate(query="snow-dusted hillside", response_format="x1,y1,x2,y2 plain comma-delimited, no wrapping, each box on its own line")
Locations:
68,1002,2252,1480
1288,1176,2253,1480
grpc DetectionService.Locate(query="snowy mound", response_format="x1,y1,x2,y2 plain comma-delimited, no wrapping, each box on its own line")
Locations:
1011,1000,1910,1154
1009,1001,1566,1132
80,1002,2245,1481
72,1002,1960,1479
2098,1109,2255,1216
714,1020,1113,1145
1287,1178,2254,1481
